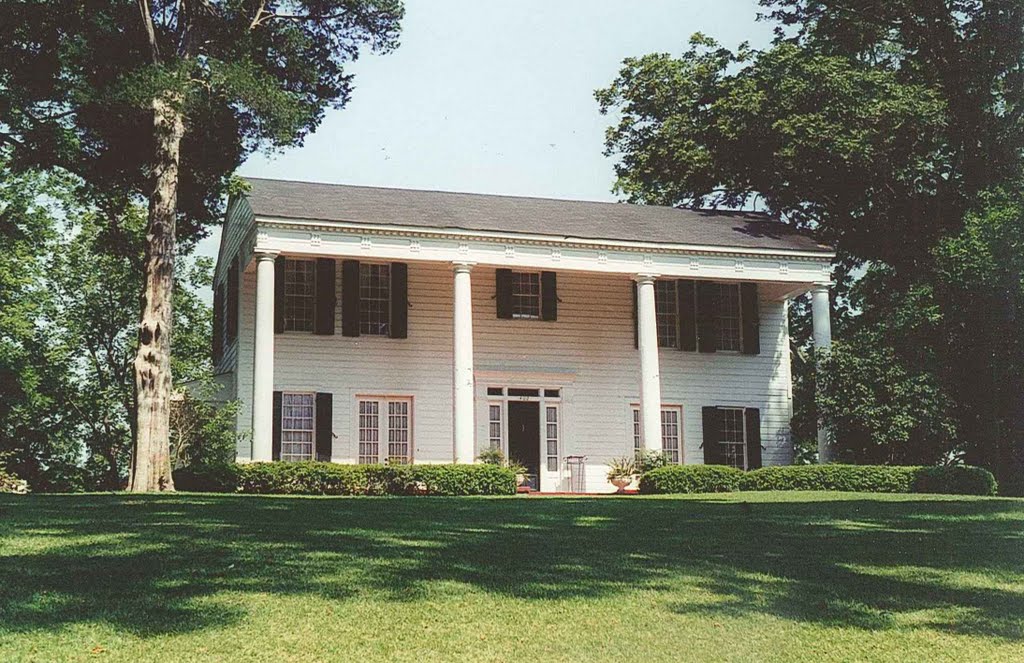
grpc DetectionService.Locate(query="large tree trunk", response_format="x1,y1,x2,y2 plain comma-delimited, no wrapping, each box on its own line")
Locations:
128,92,185,492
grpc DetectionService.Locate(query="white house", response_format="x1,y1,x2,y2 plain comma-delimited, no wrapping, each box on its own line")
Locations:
212,178,834,492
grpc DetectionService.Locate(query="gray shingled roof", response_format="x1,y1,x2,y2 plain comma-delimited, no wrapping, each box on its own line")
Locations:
244,178,832,254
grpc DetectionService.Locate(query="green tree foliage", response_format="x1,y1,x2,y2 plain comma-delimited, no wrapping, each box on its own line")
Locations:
0,157,217,491
0,0,404,490
596,2,1024,482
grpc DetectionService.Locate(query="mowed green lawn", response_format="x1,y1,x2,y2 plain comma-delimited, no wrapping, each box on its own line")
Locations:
1,492,1022,662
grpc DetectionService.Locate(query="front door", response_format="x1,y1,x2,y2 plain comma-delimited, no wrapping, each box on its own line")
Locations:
508,401,541,490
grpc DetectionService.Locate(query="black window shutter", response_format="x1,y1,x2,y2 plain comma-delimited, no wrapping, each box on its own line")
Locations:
314,258,336,335
745,408,762,470
496,268,514,319
541,271,557,321
632,281,639,349
315,392,333,461
702,406,723,464
390,262,409,338
274,257,285,334
272,391,283,461
226,260,239,342
212,283,224,363
740,282,760,355
696,281,719,353
678,280,697,352
341,259,361,337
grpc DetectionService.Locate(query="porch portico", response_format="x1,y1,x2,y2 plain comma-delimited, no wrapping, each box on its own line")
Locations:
214,179,835,491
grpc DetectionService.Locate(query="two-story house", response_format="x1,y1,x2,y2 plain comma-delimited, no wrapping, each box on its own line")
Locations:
212,178,834,492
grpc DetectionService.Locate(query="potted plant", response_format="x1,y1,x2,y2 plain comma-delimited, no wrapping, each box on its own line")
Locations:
508,459,529,487
606,456,637,493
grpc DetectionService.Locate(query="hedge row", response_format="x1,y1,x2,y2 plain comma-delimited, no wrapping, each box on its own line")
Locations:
639,464,997,496
173,462,517,496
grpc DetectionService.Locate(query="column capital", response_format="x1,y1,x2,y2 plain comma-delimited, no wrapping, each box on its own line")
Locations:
254,250,279,262
452,261,476,273
811,283,831,295
633,273,660,284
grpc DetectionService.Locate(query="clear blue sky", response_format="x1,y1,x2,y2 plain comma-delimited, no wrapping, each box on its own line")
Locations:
198,0,773,259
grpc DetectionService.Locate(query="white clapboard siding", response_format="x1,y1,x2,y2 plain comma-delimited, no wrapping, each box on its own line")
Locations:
232,261,794,491
212,197,254,389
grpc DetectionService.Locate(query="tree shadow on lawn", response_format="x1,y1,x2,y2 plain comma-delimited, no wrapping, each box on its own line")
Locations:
0,493,1021,641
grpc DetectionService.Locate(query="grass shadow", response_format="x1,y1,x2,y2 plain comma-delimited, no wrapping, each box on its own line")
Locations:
0,492,1021,641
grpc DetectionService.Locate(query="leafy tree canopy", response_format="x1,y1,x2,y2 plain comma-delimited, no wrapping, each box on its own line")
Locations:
1,0,404,237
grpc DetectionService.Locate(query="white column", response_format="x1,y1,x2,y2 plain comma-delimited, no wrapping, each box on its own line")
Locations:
636,275,663,453
452,262,476,463
251,251,277,462
811,284,833,463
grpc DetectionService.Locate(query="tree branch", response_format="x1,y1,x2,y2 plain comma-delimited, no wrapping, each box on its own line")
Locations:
138,0,160,63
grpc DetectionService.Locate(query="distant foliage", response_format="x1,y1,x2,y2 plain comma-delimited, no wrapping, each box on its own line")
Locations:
175,462,518,496
639,465,744,494
0,454,29,494
170,385,241,472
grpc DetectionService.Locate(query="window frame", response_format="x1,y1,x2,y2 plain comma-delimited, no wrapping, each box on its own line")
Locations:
280,391,316,462
355,395,413,464
510,270,542,320
358,262,392,337
718,406,748,470
654,279,679,348
715,282,743,352
630,403,684,464
485,386,562,471
282,258,317,333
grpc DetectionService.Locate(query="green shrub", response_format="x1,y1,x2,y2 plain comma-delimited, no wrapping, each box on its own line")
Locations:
639,465,744,494
173,464,241,493
207,462,518,496
737,464,997,495
400,464,517,496
738,465,917,493
912,465,997,496
635,450,673,475
638,463,997,496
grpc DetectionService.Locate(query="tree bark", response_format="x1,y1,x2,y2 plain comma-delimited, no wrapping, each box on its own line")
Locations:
128,92,185,492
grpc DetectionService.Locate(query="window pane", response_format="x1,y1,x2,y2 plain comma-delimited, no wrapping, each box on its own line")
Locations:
488,404,502,449
632,407,642,454
284,260,315,332
545,406,558,472
720,407,746,469
511,272,541,319
661,407,681,464
281,393,314,461
487,387,504,396
387,400,410,464
655,280,678,348
359,263,390,336
717,284,741,351
507,388,539,397
358,400,380,463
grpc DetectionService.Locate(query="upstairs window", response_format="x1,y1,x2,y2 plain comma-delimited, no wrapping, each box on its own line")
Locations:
359,263,391,336
654,280,679,347
511,271,541,319
283,259,315,332
716,283,742,351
